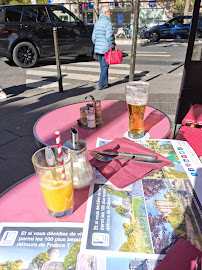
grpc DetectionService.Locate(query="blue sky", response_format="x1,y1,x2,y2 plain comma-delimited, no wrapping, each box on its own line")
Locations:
109,194,130,251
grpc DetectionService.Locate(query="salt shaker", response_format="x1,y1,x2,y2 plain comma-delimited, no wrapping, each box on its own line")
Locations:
64,127,93,190
86,105,96,128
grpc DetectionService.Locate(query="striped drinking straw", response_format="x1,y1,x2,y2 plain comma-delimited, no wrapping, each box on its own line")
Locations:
55,131,66,181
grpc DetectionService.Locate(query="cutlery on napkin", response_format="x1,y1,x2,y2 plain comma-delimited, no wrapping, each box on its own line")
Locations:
90,151,162,163
89,137,172,188
89,150,157,161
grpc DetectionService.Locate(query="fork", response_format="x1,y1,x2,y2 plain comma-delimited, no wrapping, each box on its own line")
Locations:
90,152,162,163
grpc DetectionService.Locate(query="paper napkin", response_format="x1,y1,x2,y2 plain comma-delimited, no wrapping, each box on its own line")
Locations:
89,137,172,188
155,238,202,270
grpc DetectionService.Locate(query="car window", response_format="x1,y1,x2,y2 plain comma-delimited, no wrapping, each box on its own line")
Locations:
49,6,75,23
22,6,49,23
5,6,22,23
169,19,178,26
37,7,49,22
22,7,38,22
0,8,5,23
170,17,192,26
183,18,192,24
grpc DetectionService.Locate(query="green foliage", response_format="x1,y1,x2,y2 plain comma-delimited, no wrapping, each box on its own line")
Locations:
167,190,178,203
166,206,185,229
2,262,19,270
132,197,141,217
119,197,153,254
32,252,50,270
124,224,134,236
119,242,130,252
174,0,186,12
105,188,128,198
63,242,81,270
115,205,128,217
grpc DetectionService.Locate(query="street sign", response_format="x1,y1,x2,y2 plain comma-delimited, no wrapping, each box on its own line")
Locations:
149,1,156,7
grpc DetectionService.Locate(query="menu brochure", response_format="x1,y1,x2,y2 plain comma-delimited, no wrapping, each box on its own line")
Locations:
0,139,202,270
0,223,83,270
80,139,202,269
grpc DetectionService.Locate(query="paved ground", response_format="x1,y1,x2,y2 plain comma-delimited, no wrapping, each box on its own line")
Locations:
0,39,185,194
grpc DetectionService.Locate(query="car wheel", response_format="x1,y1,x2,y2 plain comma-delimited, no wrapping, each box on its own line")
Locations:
149,31,160,42
13,41,38,68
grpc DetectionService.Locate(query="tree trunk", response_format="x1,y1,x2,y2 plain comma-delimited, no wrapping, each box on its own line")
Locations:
129,0,140,81
184,0,191,15
93,0,99,23
77,0,80,19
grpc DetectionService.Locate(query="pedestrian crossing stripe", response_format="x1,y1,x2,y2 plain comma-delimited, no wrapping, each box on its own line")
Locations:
26,70,118,81
36,65,131,75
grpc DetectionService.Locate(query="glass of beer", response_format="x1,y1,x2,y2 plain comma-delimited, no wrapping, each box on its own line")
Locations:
32,146,74,218
125,81,149,139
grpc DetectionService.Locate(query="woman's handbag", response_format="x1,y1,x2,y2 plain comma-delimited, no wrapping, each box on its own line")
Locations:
104,46,123,65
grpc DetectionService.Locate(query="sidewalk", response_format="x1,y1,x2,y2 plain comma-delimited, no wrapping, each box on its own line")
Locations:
0,69,182,195
0,81,126,195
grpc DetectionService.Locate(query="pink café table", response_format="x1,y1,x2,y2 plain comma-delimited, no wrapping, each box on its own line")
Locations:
33,100,172,148
0,174,89,223
0,100,172,223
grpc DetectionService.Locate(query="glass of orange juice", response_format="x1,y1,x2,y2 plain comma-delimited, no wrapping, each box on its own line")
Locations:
32,146,74,218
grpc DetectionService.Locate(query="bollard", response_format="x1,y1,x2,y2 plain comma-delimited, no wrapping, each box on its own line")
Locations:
53,27,63,92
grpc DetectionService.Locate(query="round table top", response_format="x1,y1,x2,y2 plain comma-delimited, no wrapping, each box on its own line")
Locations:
0,174,89,223
1,101,172,223
34,100,172,148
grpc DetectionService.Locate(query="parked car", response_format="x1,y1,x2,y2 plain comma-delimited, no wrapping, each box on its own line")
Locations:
0,4,94,67
144,16,202,42
138,20,166,39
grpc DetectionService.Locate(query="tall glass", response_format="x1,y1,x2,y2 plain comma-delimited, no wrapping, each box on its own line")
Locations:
32,146,74,218
125,81,149,139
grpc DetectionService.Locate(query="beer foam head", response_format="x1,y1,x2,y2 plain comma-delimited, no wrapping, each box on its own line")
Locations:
125,81,149,105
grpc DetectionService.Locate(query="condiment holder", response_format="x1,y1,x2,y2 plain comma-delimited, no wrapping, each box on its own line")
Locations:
64,127,93,190
77,95,104,129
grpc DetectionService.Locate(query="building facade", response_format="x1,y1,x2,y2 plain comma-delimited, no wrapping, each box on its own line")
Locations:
52,0,174,30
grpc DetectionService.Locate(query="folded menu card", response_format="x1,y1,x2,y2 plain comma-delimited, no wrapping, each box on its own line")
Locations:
90,137,172,188
155,238,202,270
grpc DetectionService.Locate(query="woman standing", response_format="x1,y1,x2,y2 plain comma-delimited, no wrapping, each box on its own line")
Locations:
92,5,115,90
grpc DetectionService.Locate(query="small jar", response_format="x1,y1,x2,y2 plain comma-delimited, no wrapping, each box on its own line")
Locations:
80,106,87,126
87,106,96,128
95,100,102,125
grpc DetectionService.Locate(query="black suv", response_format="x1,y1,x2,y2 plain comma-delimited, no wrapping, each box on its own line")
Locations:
0,4,94,67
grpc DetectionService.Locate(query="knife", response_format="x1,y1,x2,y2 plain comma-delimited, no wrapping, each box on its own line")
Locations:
89,150,157,161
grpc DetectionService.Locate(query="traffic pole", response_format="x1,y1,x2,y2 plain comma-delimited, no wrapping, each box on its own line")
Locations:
53,27,63,92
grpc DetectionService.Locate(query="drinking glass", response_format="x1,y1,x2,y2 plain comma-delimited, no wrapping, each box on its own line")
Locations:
125,81,149,139
32,146,74,218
